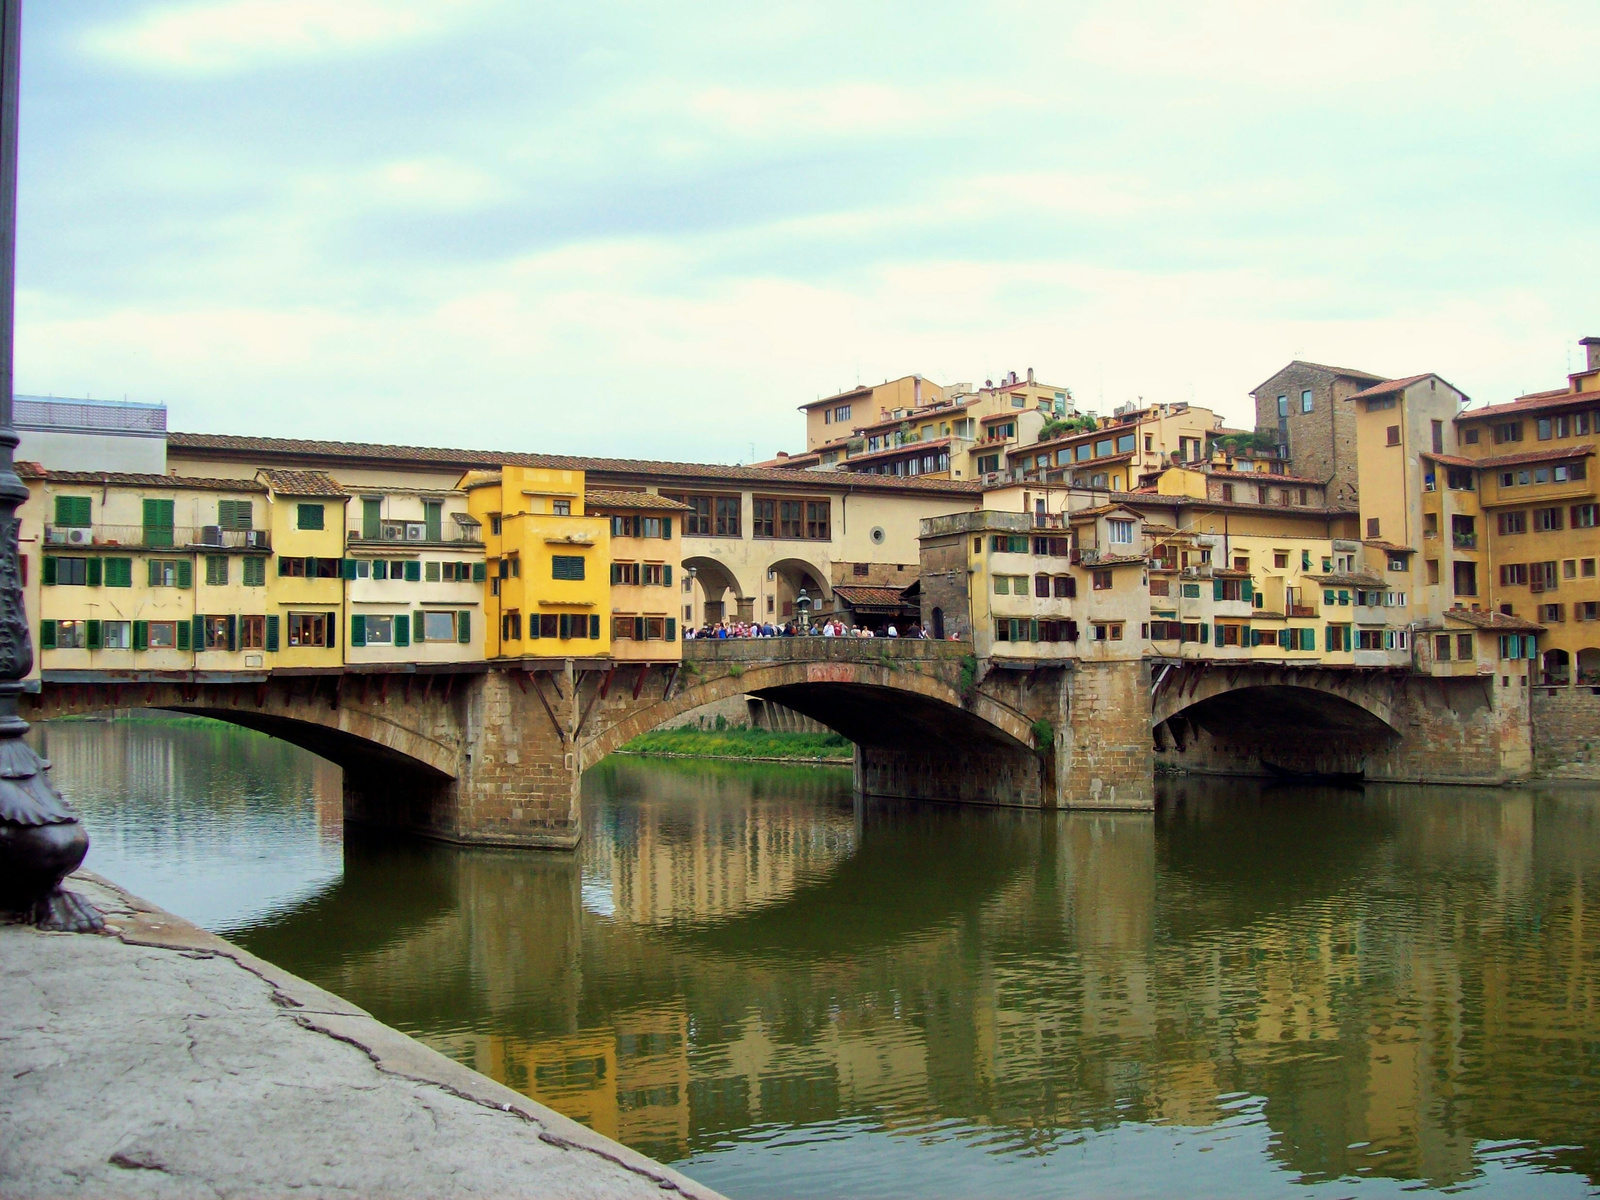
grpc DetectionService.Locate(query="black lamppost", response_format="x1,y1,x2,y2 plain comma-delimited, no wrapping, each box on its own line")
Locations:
0,0,101,932
795,588,812,633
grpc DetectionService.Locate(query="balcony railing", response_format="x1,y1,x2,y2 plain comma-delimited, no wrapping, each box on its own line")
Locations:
42,524,271,551
348,523,482,546
1452,532,1477,549
1287,604,1318,618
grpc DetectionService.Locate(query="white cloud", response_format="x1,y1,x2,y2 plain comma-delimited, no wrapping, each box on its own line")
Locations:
81,0,478,75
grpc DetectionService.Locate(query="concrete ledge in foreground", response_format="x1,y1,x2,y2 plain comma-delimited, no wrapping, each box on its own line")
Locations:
0,871,725,1200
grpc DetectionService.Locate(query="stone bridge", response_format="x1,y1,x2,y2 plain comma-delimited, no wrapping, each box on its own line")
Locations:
29,646,1532,850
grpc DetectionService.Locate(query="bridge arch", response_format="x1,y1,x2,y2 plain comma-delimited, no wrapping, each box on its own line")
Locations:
682,555,752,625
577,654,1035,773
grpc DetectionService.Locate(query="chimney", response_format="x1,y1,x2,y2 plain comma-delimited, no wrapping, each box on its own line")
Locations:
1027,367,1035,385
1582,336,1600,373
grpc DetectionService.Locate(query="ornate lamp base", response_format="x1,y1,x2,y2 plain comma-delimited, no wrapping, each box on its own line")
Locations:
0,731,104,934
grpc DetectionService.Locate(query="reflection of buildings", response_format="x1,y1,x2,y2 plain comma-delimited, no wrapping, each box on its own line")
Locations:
256,769,1600,1187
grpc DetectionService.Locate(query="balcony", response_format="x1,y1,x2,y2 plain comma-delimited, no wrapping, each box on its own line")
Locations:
348,521,482,548
1287,604,1318,618
1452,532,1477,549
42,524,271,551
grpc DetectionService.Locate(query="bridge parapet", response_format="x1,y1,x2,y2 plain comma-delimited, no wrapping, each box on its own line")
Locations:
682,638,972,666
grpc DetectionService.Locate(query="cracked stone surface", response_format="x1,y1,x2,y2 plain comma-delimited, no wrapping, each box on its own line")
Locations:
0,874,723,1200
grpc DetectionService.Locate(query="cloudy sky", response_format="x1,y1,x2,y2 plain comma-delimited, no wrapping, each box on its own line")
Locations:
18,1,1600,462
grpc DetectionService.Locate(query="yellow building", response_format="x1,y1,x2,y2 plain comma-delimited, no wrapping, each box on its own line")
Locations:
259,469,348,669
29,465,278,672
465,466,611,659
585,490,689,660
1005,402,1222,494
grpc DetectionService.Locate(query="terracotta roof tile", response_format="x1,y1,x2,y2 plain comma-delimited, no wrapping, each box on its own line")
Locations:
25,467,266,492
169,432,980,497
832,585,916,608
1442,609,1543,632
1362,540,1414,553
584,489,692,512
1421,451,1476,469
1347,373,1451,401
257,468,348,498
1473,443,1594,470
1250,361,1386,394
1456,386,1599,421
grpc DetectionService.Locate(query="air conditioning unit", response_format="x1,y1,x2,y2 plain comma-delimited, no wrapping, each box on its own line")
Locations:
45,528,69,544
1181,566,1202,577
244,530,269,548
200,525,223,546
405,523,426,541
382,524,404,541
66,528,91,545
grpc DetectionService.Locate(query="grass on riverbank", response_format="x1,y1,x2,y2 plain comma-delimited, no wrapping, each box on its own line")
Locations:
619,727,853,761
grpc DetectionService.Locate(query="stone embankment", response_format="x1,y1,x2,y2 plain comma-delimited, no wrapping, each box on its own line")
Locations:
0,873,724,1200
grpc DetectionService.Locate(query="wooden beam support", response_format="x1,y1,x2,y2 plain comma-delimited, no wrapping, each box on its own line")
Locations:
529,673,567,742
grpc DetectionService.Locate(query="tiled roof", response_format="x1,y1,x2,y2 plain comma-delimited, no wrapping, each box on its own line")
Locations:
1306,571,1387,588
1456,386,1597,422
836,437,952,466
21,465,266,492
1473,443,1594,470
169,432,981,497
1442,609,1543,632
1069,503,1142,519
832,585,916,609
585,489,692,512
1124,494,1358,518
1206,468,1321,484
1088,553,1147,567
257,468,348,498
1362,540,1414,553
1420,451,1476,469
1347,373,1448,401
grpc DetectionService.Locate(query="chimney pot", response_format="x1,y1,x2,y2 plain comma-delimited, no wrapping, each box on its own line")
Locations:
1582,336,1600,373
1027,367,1035,385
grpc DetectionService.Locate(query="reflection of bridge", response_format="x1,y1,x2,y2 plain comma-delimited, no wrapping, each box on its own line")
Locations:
31,642,1528,848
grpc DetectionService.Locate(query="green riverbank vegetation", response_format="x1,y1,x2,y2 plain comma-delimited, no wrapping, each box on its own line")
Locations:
619,726,853,762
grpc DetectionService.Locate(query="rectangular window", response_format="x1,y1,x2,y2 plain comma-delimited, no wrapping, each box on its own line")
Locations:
1541,603,1565,623
1432,420,1444,453
1277,395,1288,417
148,621,177,649
422,611,456,642
670,494,715,533
1386,425,1400,446
1498,511,1527,535
805,500,830,540
205,555,229,586
149,559,190,587
1301,390,1314,413
1092,569,1113,590
993,575,1010,595
142,498,175,547
1453,561,1478,597
778,500,804,539
240,615,265,649
1115,433,1136,454
101,620,130,649
297,504,325,531
715,496,740,537
1494,422,1523,444
551,554,585,581
1108,519,1135,544
287,613,328,647
501,612,522,641
1534,507,1563,532
54,495,92,527
203,615,231,650
1435,633,1452,661
1572,504,1599,528
551,499,570,517
425,560,441,583
1500,563,1528,585
1367,517,1381,538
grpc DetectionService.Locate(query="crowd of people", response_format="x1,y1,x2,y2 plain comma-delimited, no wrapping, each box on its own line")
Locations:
684,617,932,640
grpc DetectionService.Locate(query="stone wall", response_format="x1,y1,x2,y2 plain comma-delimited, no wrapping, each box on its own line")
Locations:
1059,659,1154,809
1531,685,1600,779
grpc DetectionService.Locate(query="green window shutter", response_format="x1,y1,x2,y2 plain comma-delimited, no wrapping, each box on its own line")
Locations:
297,503,324,531
457,611,470,644
362,498,381,540
666,617,676,641
176,560,193,589
610,563,620,585
341,558,357,581
142,498,174,546
107,558,132,587
1338,590,1350,606
472,562,486,583
192,615,205,649
39,620,55,650
278,556,291,576
1324,589,1335,604
556,613,569,639
552,555,585,581
424,501,443,543
177,620,191,651
1240,623,1250,643
226,615,237,652
661,517,672,538
405,560,421,582
86,557,102,587
56,495,91,526
1325,625,1336,652
1212,579,1224,601
86,620,102,650
1029,618,1039,642
133,620,148,651
633,616,644,641
42,555,56,586
1278,629,1290,649
588,614,599,639
303,556,317,578
413,611,425,644
527,615,540,639
265,614,280,652
394,614,409,648
425,560,440,583
663,564,672,586
1241,579,1253,602
1199,623,1209,644
350,614,365,646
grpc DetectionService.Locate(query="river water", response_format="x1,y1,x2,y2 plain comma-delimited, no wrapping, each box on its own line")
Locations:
32,718,1600,1199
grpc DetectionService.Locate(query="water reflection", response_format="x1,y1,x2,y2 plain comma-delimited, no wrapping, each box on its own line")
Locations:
38,721,1600,1198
